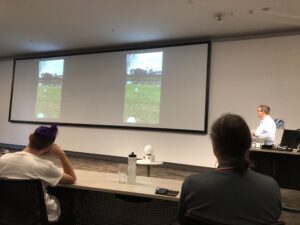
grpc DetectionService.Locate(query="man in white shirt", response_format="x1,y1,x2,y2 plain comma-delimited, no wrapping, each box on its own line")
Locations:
252,105,276,146
0,125,76,223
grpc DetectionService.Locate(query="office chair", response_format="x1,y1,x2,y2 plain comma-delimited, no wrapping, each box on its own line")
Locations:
0,178,49,225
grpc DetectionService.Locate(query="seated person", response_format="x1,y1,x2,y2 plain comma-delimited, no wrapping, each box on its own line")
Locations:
178,113,281,225
0,125,76,223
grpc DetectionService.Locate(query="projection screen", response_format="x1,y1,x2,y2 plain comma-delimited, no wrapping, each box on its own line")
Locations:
9,42,211,133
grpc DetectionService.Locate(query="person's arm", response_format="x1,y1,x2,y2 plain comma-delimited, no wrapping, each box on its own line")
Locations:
254,119,276,142
255,129,267,139
49,144,77,184
254,123,264,138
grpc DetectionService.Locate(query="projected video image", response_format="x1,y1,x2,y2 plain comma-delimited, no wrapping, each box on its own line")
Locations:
124,52,163,124
35,59,64,119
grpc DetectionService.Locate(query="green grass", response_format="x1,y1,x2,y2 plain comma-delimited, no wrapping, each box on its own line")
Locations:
35,84,62,119
123,83,161,124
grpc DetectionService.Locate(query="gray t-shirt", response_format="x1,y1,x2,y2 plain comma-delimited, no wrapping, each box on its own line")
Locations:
178,169,281,225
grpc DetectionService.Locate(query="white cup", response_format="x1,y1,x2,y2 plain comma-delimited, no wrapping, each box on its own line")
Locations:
117,164,127,183
255,142,261,149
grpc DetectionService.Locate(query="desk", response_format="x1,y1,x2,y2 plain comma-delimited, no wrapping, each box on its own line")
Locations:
61,169,181,201
58,169,182,225
250,149,300,190
136,160,164,177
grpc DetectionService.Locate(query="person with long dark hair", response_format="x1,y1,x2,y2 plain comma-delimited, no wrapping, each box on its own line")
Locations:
178,113,281,225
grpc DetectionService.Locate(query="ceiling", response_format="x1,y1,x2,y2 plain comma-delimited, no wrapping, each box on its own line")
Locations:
1,0,300,59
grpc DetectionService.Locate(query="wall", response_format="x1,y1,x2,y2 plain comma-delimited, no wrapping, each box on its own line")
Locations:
0,34,299,167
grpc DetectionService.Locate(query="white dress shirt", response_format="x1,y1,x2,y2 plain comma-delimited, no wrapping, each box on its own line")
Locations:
255,115,276,145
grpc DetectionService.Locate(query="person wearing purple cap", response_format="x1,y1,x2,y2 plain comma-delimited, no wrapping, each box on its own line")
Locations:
0,124,76,224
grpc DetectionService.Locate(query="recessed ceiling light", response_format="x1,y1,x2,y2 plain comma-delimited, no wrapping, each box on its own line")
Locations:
215,14,224,22
262,7,270,11
248,9,254,14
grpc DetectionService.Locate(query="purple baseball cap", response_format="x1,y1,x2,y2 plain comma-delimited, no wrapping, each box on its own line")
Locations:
34,124,58,141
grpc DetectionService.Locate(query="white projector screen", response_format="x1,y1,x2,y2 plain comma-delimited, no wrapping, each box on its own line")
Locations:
9,42,210,133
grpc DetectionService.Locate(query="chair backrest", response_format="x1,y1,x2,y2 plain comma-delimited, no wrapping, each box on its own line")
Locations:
0,178,49,225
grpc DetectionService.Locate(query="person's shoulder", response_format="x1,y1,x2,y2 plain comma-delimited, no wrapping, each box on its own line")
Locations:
183,170,218,185
185,170,215,179
248,169,279,186
39,157,57,166
247,170,281,200
266,115,276,122
31,155,58,169
0,151,21,160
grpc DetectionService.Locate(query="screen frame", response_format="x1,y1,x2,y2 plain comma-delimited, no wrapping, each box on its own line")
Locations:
9,41,211,134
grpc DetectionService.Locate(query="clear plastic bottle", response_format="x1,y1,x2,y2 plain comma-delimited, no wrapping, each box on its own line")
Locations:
127,152,137,183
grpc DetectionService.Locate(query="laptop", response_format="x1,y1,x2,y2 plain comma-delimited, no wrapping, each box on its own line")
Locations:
278,129,300,150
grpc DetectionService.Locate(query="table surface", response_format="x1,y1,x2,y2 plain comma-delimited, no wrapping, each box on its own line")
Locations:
59,169,182,201
250,148,300,156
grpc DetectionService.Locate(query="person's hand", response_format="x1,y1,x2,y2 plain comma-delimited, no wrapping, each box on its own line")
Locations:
251,130,256,137
49,143,65,157
49,144,76,184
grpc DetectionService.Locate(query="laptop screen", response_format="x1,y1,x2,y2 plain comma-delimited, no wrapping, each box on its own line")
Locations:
280,129,300,149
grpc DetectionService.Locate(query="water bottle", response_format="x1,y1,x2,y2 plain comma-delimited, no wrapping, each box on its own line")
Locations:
127,152,137,183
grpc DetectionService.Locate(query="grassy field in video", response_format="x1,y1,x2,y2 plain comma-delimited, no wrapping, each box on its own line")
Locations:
35,84,62,119
123,83,161,124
